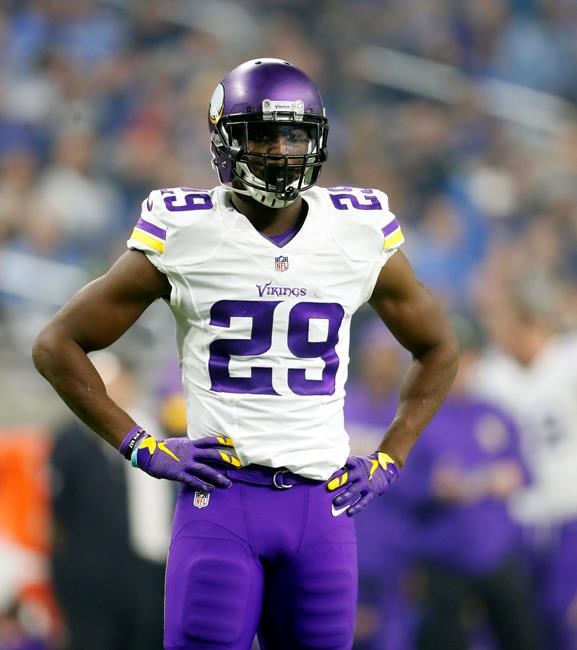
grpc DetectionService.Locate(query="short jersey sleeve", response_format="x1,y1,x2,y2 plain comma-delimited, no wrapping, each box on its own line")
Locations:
127,190,167,269
380,209,405,253
325,186,405,262
366,188,405,259
320,186,406,306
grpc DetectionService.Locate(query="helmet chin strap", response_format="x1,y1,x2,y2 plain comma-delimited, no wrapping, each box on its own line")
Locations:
219,181,300,209
229,163,302,208
284,186,299,202
249,182,301,208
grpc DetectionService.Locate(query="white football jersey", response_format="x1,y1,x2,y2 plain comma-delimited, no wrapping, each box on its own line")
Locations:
472,334,577,525
127,185,403,479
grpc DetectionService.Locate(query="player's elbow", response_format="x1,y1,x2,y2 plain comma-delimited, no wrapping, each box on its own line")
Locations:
32,324,63,379
421,326,460,381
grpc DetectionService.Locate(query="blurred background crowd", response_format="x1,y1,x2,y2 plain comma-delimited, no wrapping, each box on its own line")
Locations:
1,0,577,648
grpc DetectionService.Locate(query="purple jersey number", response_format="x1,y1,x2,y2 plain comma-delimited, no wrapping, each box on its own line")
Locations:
328,187,382,211
209,300,345,396
287,302,344,395
161,188,213,211
209,301,280,395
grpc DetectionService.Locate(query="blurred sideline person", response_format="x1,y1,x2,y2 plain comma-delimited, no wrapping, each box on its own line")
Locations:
344,317,416,650
472,289,577,650
399,320,541,650
33,59,458,650
49,351,177,650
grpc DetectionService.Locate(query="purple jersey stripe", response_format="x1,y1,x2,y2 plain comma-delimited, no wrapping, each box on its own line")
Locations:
136,217,166,240
381,219,399,237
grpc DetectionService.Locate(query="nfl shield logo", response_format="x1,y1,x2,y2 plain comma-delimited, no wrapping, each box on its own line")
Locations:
274,255,289,272
193,491,210,509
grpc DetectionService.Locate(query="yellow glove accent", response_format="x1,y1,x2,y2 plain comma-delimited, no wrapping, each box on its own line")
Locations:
139,437,157,455
219,451,241,467
369,458,380,479
158,440,180,462
216,436,235,447
327,471,349,492
369,452,396,480
377,452,396,470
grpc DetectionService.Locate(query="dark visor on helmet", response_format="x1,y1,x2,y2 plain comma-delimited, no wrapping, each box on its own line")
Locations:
213,111,328,201
227,120,326,198
230,122,318,154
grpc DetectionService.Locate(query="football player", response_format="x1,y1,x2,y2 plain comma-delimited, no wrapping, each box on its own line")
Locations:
472,291,577,650
33,59,459,650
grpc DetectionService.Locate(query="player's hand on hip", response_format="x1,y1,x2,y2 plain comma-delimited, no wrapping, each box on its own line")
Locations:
120,428,240,490
326,452,399,516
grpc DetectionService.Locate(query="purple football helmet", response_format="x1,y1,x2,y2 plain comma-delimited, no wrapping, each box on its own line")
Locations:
208,58,328,208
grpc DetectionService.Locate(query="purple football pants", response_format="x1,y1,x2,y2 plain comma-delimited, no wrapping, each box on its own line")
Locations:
164,465,358,650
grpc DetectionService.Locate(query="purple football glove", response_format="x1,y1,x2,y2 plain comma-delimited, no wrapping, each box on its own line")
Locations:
327,451,399,517
120,428,241,490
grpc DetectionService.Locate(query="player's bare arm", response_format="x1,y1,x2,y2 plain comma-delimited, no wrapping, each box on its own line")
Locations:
32,250,171,448
33,249,240,489
369,250,459,466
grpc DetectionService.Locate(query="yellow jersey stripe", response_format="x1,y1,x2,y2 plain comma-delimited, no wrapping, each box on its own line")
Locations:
383,228,404,249
131,228,165,253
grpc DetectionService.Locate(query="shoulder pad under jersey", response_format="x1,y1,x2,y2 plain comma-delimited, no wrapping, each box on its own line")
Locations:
127,187,224,269
319,186,404,262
